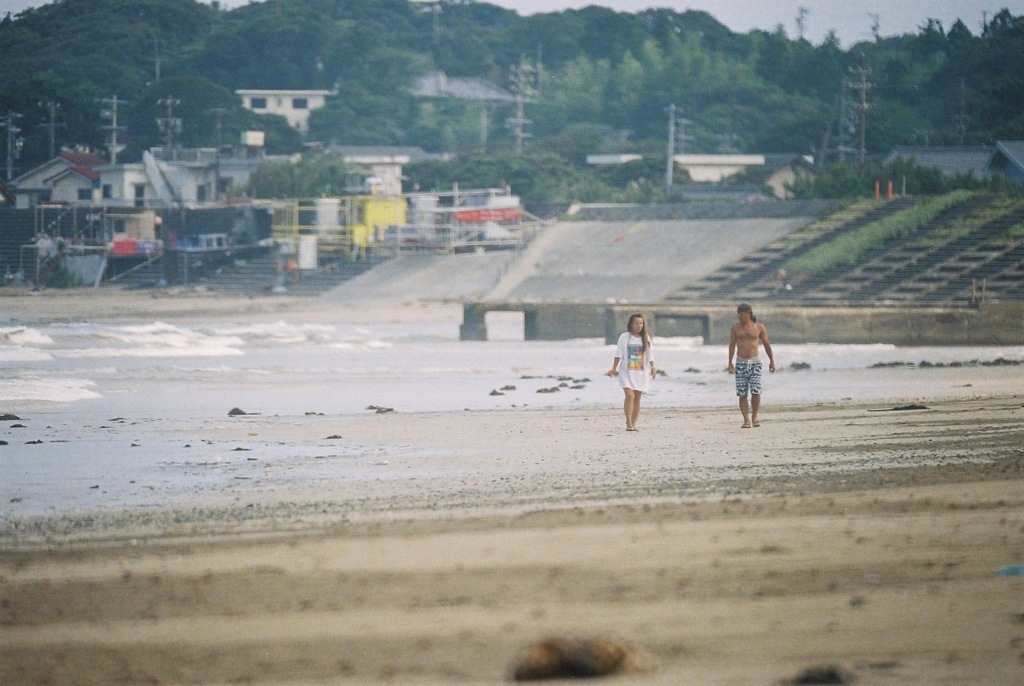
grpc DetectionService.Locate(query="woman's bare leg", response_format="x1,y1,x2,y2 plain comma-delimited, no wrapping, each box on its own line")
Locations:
623,389,638,429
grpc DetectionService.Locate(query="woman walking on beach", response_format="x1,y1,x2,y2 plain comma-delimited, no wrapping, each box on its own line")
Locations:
606,313,656,431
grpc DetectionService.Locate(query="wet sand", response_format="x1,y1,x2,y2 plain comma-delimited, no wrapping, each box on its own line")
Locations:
1,288,1023,685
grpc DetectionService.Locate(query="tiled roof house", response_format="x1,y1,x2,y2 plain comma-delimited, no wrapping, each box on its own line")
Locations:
10,151,107,208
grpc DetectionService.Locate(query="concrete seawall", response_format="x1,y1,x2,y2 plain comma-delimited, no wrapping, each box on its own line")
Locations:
461,301,1024,346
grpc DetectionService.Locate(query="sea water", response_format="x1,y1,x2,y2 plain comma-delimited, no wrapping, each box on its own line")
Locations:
2,315,1020,414
1,314,1020,517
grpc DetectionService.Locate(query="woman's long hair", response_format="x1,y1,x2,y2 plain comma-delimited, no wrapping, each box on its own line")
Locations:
626,313,651,353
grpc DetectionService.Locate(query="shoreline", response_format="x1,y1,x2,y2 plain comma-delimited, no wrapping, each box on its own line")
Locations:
2,289,1023,684
3,395,1021,549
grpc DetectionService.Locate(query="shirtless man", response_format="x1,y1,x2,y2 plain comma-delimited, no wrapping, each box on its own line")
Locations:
727,302,776,428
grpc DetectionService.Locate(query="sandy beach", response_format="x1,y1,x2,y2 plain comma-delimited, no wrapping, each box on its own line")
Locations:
1,289,1023,685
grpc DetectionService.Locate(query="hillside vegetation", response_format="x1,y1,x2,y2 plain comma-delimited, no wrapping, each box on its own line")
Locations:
2,0,1024,201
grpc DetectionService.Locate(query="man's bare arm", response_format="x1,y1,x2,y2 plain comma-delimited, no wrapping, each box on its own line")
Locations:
727,326,738,371
759,324,776,372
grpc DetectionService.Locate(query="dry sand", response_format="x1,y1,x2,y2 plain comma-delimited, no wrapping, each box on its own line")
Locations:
1,288,1023,685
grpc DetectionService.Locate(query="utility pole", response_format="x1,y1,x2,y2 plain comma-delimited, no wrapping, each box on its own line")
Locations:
796,7,808,40
100,95,127,164
665,103,676,195
957,78,968,145
507,58,536,155
665,104,693,195
536,43,543,95
1,111,24,181
39,100,62,158
151,35,163,82
207,107,227,201
868,13,880,41
479,104,488,152
848,64,872,164
156,96,181,160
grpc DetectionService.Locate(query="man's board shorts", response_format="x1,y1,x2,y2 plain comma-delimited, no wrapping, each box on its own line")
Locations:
734,357,762,396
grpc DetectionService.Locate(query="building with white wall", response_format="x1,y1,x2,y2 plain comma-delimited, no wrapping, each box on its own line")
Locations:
235,89,333,133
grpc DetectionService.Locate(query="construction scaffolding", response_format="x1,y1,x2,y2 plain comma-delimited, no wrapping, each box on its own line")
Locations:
270,187,544,267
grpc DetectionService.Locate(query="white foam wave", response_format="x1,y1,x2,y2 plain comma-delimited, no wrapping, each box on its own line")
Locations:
0,347,53,362
329,340,394,350
45,321,246,359
57,344,244,359
204,321,335,343
0,326,54,346
0,377,100,402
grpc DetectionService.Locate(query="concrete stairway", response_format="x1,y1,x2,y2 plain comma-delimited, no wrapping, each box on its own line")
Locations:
658,193,1024,308
662,197,919,304
863,199,1024,305
783,193,1000,304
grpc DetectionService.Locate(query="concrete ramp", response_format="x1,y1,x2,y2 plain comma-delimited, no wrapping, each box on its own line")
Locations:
488,217,815,303
320,252,511,303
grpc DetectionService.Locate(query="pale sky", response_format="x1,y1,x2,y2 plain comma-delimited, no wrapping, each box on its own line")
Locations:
3,0,1022,47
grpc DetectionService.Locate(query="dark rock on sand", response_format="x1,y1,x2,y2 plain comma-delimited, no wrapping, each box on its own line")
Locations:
785,664,852,684
512,635,657,681
868,404,928,412
513,636,628,680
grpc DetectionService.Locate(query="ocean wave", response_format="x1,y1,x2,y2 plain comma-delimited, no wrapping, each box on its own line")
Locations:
0,347,53,362
0,326,55,346
203,321,335,344
329,340,395,350
56,344,244,359
33,321,248,359
0,376,100,402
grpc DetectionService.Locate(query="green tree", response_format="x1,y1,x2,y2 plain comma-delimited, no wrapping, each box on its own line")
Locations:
247,152,349,199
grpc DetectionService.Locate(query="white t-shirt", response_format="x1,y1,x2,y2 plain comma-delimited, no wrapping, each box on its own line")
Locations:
615,332,653,392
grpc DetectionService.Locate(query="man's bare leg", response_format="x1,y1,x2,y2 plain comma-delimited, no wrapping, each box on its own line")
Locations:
751,394,761,427
739,395,750,427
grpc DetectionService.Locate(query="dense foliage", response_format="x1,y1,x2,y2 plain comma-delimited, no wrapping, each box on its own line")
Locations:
2,0,1023,200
